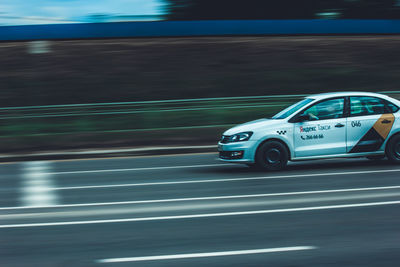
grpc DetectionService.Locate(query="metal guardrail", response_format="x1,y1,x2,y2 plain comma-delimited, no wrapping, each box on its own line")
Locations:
0,92,398,120
0,94,304,120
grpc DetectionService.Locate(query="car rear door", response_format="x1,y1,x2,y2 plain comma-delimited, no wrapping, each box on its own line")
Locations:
347,96,395,153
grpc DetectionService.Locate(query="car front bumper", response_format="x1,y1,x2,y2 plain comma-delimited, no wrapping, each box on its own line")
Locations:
217,141,257,163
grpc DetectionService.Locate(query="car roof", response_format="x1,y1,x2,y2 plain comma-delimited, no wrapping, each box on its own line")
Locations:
306,91,389,100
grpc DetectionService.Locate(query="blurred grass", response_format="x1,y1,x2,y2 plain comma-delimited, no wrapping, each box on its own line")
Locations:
1,93,399,153
2,92,399,153
0,97,298,152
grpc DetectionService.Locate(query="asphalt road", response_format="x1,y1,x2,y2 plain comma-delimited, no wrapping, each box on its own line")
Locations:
1,153,400,266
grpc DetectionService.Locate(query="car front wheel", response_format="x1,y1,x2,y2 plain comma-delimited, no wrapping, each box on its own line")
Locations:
386,134,400,163
255,141,288,171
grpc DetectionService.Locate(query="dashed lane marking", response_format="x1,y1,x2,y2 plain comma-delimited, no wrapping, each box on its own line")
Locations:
20,161,59,207
1,200,400,228
97,246,317,263
1,184,400,210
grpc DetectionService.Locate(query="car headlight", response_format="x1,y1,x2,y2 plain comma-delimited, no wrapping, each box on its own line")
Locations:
226,132,253,143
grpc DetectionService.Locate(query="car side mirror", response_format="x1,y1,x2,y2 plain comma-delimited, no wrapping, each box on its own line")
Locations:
297,113,311,122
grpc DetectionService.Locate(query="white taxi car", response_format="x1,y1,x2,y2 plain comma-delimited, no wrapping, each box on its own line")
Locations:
218,92,400,170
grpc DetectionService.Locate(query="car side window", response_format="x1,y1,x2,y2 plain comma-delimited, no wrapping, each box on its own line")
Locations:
350,96,386,116
302,98,344,121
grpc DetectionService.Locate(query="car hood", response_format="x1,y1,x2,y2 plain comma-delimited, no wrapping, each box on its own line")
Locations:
224,118,285,135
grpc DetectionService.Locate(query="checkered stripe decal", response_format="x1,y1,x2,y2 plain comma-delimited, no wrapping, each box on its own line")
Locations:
277,130,287,135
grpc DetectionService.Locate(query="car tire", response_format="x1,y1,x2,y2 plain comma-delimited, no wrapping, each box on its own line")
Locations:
366,155,385,161
386,134,400,164
255,141,288,171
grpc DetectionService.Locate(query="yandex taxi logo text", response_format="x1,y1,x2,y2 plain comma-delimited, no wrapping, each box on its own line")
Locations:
300,126,316,133
300,125,331,133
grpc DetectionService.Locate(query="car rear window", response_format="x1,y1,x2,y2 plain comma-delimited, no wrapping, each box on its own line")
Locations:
385,100,400,113
350,96,386,116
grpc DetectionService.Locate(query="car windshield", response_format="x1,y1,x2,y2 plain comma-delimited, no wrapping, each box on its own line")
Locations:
272,98,314,119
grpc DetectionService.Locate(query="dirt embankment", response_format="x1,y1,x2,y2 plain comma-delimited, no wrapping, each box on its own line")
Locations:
0,35,400,107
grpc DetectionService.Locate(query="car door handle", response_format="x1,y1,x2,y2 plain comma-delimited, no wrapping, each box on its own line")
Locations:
335,123,345,128
382,119,392,124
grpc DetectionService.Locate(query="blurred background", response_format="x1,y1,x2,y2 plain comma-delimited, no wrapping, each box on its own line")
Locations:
1,0,400,154
3,2,400,267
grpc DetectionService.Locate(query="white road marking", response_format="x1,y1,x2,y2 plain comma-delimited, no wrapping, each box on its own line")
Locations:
2,184,400,210
97,246,317,263
20,161,59,207
53,168,400,190
45,163,234,175
1,200,400,228
2,192,400,220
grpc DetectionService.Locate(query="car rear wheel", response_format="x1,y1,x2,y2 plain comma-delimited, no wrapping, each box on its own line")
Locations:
386,134,400,164
255,141,288,171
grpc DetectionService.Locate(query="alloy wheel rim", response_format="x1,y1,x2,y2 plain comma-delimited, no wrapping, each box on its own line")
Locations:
266,148,281,164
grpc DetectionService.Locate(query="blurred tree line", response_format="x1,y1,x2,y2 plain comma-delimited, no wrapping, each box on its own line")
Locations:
164,0,400,20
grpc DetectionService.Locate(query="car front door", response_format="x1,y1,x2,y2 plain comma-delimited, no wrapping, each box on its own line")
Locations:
293,97,347,158
347,96,395,153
